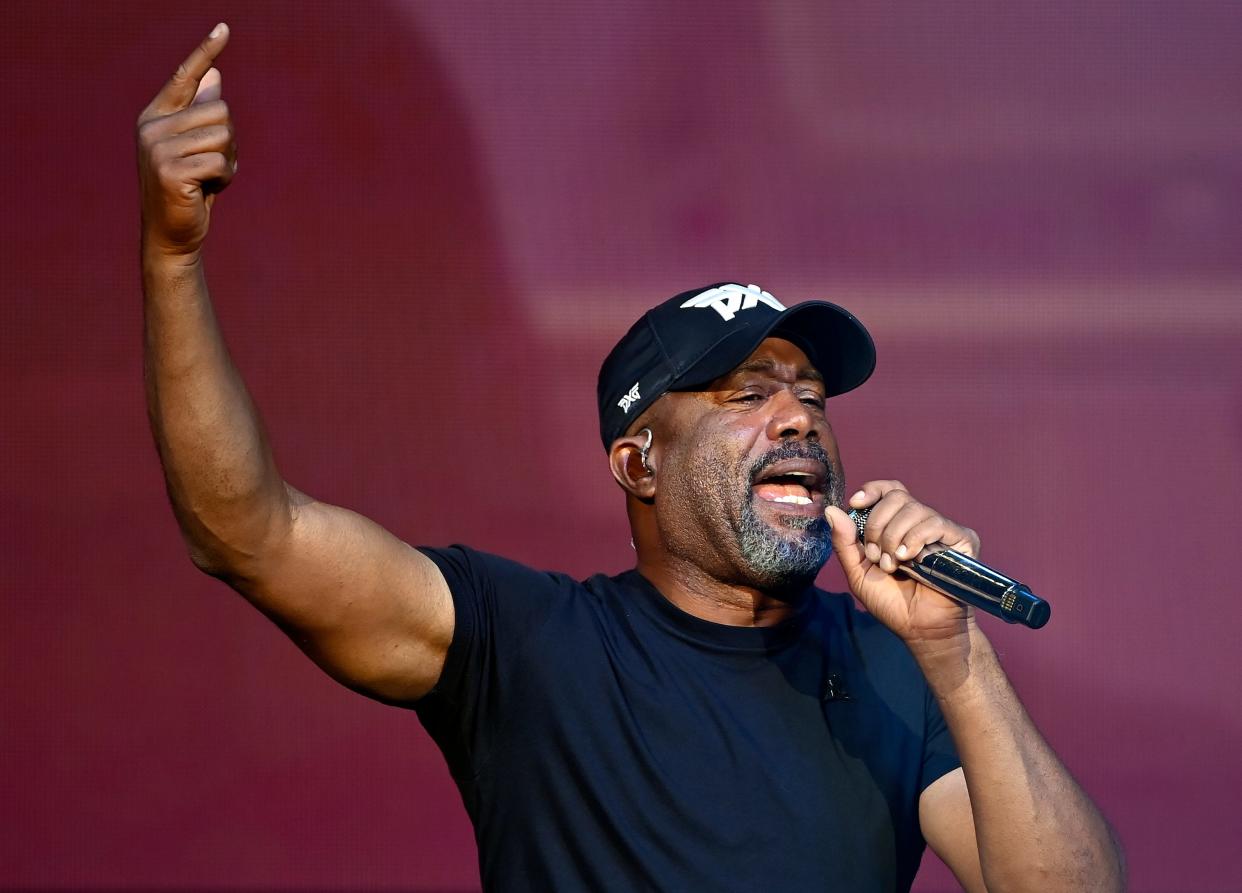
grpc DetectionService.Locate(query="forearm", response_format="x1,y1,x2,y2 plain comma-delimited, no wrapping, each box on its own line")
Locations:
143,247,290,575
917,625,1124,892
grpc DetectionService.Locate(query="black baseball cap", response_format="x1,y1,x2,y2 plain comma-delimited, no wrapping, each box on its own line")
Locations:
597,282,876,449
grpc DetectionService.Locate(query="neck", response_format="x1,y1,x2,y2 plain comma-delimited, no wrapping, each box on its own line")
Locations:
635,552,810,628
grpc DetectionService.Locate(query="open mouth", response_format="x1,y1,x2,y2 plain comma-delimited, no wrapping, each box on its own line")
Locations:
750,458,828,511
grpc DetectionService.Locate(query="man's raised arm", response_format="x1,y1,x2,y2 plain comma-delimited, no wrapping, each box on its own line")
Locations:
137,25,452,702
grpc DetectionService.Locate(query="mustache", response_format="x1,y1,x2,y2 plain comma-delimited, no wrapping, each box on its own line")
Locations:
747,441,837,492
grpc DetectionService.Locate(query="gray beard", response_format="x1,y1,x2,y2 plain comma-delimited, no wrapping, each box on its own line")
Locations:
731,443,844,589
735,498,834,589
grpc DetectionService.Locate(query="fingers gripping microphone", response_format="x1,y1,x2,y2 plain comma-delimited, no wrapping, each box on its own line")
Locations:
847,509,1051,630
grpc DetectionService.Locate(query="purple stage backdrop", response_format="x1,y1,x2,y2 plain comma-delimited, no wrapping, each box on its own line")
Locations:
3,2,1240,890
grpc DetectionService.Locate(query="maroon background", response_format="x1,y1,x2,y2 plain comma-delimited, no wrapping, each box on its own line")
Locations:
3,2,1241,890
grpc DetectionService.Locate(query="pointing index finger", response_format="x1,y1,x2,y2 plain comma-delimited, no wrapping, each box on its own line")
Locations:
148,23,230,117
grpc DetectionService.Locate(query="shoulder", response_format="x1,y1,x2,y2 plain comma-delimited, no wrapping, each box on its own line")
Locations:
415,543,637,623
418,543,578,593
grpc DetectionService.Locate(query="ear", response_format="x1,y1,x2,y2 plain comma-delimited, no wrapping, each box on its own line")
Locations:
609,431,657,501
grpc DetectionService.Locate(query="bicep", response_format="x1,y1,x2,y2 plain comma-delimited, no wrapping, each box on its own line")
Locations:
238,489,454,703
920,767,987,893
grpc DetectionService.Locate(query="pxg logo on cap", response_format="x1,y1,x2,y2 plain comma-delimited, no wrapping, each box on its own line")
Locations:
679,283,787,321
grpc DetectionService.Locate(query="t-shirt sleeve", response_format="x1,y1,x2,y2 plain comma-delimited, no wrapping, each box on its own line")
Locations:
920,684,962,792
413,544,566,781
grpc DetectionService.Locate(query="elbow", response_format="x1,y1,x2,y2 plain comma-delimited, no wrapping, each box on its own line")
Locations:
176,503,291,581
166,476,296,578
172,489,298,578
1101,830,1127,892
182,534,253,581
983,846,1126,893
185,541,230,578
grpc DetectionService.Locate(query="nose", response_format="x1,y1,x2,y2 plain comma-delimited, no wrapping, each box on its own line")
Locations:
765,388,820,442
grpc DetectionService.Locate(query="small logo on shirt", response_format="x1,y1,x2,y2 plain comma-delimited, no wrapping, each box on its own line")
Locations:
680,283,786,322
617,382,641,413
822,673,852,702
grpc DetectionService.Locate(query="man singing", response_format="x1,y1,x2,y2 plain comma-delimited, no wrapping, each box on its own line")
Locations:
137,24,1124,892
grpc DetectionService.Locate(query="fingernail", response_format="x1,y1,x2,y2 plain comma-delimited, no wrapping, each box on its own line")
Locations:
895,544,907,559
211,23,227,39
850,490,866,505
824,512,833,531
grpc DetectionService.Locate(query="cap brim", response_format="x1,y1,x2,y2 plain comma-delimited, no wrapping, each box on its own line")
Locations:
669,300,876,398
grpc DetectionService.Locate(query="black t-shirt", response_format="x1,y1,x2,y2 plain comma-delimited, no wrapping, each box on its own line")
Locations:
415,545,960,892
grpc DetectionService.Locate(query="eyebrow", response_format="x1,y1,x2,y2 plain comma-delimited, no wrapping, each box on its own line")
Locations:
731,357,825,384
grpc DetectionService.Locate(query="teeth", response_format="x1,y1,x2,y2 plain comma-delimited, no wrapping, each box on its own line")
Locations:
772,495,812,505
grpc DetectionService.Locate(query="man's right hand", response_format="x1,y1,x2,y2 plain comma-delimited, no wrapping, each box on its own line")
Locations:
137,24,453,704
137,23,236,259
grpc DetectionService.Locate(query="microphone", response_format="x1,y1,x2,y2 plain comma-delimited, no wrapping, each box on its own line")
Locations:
847,508,1051,630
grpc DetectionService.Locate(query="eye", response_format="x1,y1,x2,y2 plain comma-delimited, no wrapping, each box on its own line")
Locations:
731,392,764,404
799,394,826,409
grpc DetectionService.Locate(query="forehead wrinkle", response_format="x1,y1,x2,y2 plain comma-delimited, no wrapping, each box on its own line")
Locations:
727,357,824,385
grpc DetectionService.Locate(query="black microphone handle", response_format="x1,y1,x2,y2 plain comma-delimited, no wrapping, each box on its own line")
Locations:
846,508,1051,630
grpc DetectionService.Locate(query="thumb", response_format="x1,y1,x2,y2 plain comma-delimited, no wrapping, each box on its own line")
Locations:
826,505,868,588
193,67,222,105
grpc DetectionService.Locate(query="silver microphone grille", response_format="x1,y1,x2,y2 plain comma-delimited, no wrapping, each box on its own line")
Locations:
847,507,870,541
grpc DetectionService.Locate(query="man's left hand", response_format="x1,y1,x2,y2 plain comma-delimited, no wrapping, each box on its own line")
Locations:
825,480,981,650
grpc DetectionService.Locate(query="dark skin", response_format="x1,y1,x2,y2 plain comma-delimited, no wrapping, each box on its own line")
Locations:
141,26,1123,892
610,338,1124,891
612,338,849,625
139,25,452,703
